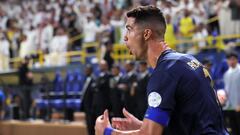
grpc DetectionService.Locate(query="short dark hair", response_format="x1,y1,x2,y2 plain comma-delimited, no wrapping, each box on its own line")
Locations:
226,50,238,59
126,6,166,39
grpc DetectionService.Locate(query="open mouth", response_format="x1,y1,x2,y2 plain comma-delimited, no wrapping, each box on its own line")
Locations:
129,51,133,55
125,43,133,55
127,48,133,55
125,45,132,55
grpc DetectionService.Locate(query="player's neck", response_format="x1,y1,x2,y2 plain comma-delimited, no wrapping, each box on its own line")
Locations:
147,41,170,69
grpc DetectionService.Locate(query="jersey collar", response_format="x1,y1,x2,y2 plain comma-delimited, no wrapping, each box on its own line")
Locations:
156,49,174,66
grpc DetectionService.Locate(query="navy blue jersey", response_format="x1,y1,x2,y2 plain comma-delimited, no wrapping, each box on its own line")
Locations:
144,50,228,135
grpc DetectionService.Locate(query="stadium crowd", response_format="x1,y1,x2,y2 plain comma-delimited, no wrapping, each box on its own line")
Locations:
0,0,239,71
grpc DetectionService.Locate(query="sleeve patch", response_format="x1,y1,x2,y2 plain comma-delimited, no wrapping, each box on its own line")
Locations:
148,92,162,108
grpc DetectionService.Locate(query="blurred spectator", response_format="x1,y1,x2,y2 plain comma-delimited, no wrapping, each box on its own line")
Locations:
102,42,114,69
0,32,10,72
229,0,240,35
98,16,112,42
109,8,125,43
22,26,38,57
83,15,99,43
81,64,96,135
18,58,33,119
75,3,89,31
49,27,68,53
19,34,30,59
113,0,127,9
36,21,53,54
46,27,68,66
224,50,240,110
11,94,23,120
6,18,21,58
158,0,178,25
178,0,194,12
0,8,8,31
178,9,196,52
165,14,177,50
92,60,111,132
118,61,137,115
218,0,235,36
223,50,240,135
62,4,77,30
193,23,208,49
135,61,150,120
204,0,220,34
192,0,207,25
179,9,195,38
109,64,123,117
91,2,102,22
0,88,5,120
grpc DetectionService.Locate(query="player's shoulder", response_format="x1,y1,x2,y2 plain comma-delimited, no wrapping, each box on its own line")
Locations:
156,50,198,73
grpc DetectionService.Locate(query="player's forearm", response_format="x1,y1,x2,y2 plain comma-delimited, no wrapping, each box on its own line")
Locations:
110,118,164,135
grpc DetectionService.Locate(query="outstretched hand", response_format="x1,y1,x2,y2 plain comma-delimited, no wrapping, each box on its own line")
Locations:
111,108,143,131
95,110,111,135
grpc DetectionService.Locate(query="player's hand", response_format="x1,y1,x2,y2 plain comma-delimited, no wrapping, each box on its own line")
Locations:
112,108,143,130
217,90,227,106
95,110,111,135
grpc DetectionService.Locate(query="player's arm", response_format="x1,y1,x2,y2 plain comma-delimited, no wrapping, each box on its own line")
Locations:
111,118,164,135
96,69,176,135
95,110,164,135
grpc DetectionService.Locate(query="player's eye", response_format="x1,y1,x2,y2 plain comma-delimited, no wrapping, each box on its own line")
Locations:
126,28,131,34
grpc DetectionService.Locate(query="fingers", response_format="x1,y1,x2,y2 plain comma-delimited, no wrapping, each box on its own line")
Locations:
123,108,133,119
103,109,109,122
111,117,128,130
112,118,127,125
96,115,103,122
111,120,119,129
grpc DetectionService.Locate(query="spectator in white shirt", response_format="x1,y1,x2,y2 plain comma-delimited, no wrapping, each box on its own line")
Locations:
0,9,8,31
193,23,208,49
83,15,99,43
46,27,69,66
0,33,10,72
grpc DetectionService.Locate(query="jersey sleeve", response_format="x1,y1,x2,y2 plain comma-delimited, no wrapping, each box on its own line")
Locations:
144,69,178,127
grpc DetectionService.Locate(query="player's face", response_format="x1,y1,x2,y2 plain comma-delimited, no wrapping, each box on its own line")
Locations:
124,17,147,60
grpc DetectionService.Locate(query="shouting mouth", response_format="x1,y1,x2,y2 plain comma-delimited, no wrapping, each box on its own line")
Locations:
126,45,133,55
129,50,133,55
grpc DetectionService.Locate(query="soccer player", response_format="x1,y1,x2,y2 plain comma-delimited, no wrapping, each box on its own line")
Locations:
95,6,228,135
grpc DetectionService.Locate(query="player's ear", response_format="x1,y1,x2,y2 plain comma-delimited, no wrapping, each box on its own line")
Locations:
143,29,152,41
